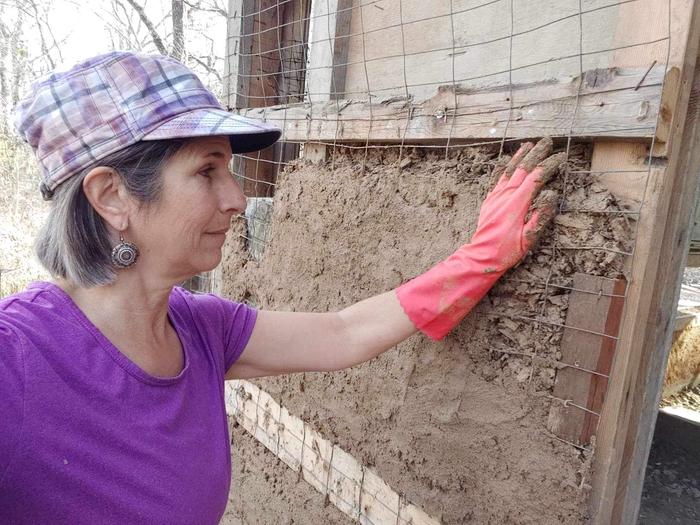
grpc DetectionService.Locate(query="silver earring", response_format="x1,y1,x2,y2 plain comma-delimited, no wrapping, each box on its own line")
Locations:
111,233,139,268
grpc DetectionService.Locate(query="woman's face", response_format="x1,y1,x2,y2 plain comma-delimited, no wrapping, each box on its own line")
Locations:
130,136,246,282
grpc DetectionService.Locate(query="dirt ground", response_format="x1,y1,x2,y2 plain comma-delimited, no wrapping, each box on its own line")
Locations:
638,410,700,524
221,143,633,523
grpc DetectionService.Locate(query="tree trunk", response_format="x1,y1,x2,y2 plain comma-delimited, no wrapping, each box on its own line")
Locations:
171,0,184,60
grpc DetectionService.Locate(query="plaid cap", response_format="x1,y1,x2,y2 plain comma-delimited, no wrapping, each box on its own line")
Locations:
13,51,281,195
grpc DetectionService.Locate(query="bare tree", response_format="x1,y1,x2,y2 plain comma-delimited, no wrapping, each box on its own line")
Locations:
123,0,169,55
25,0,65,69
0,0,68,120
113,0,227,94
182,0,227,18
0,0,229,125
171,0,184,60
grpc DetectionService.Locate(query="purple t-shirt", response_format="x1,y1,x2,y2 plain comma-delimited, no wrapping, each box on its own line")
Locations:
0,281,257,524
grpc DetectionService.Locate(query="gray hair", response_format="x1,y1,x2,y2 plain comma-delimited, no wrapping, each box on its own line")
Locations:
35,139,186,288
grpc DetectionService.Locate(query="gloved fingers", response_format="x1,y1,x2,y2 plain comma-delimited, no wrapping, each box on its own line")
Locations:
499,137,553,190
503,141,534,178
493,141,534,189
507,166,530,189
523,189,559,251
519,137,554,173
490,153,562,221
519,152,567,202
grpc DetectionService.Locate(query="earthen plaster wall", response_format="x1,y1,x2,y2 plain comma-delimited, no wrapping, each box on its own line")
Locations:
221,144,633,523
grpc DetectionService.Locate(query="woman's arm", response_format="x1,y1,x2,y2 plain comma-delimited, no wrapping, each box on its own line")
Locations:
225,138,564,380
225,290,416,379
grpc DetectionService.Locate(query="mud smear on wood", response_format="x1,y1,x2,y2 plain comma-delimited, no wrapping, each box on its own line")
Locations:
222,143,633,524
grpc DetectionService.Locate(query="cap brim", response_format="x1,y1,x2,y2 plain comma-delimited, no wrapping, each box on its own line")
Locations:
141,107,282,153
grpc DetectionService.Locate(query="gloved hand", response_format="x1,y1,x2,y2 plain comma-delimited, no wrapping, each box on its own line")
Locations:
396,137,565,340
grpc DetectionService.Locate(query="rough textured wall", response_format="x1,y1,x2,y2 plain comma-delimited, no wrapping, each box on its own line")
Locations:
221,144,632,524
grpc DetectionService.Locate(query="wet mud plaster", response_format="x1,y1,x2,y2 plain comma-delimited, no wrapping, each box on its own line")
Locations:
221,144,633,524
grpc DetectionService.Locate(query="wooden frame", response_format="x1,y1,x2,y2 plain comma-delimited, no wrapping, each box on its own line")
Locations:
223,1,700,523
592,3,700,521
235,64,667,143
225,0,311,197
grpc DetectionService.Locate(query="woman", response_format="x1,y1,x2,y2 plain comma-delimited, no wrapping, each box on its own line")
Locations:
0,51,561,523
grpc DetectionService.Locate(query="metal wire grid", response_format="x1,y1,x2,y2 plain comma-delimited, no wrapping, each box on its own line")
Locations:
223,0,673,454
226,0,661,99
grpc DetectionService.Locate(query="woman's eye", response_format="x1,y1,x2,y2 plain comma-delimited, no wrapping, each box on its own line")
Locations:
199,168,214,178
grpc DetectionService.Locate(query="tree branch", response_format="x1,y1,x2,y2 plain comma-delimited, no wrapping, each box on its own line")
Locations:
25,0,54,69
171,0,184,60
123,0,168,55
189,54,222,82
182,0,227,18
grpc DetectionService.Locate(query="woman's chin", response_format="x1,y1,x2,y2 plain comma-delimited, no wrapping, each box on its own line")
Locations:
198,251,223,273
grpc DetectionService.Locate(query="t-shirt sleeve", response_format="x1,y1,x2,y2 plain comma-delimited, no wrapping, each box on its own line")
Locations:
0,321,25,486
182,291,258,373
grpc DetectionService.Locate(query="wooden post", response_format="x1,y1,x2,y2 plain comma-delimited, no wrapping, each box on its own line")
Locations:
270,0,311,171
302,0,352,162
224,0,311,197
591,2,700,522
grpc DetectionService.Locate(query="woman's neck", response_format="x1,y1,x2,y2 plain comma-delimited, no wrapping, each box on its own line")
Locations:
54,275,174,346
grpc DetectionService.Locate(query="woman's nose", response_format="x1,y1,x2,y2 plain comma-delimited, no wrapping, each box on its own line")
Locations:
221,175,248,215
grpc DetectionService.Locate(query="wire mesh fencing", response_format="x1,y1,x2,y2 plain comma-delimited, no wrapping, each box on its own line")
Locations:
222,0,676,452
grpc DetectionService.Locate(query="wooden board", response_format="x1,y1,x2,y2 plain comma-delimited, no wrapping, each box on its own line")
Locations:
547,273,626,446
302,0,353,162
236,64,667,143
305,0,353,103
591,2,700,522
225,0,310,197
340,0,621,101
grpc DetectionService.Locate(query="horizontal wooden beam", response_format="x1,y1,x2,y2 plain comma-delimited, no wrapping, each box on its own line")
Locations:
235,65,668,143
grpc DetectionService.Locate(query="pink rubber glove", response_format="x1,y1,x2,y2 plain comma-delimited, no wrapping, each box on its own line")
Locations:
396,137,565,340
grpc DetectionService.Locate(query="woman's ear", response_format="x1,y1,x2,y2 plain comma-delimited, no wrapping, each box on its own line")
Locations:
82,167,131,230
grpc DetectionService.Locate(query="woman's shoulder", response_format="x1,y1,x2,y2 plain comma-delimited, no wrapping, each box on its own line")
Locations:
170,285,242,313
0,281,68,339
169,286,254,319
169,286,257,340
0,286,34,386
0,281,66,319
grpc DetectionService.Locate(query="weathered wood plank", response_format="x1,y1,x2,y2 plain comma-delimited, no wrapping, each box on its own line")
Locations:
547,274,626,446
305,0,352,102
341,0,621,102
302,0,353,162
583,277,627,445
591,2,700,522
237,65,666,142
223,0,253,109
225,1,311,197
